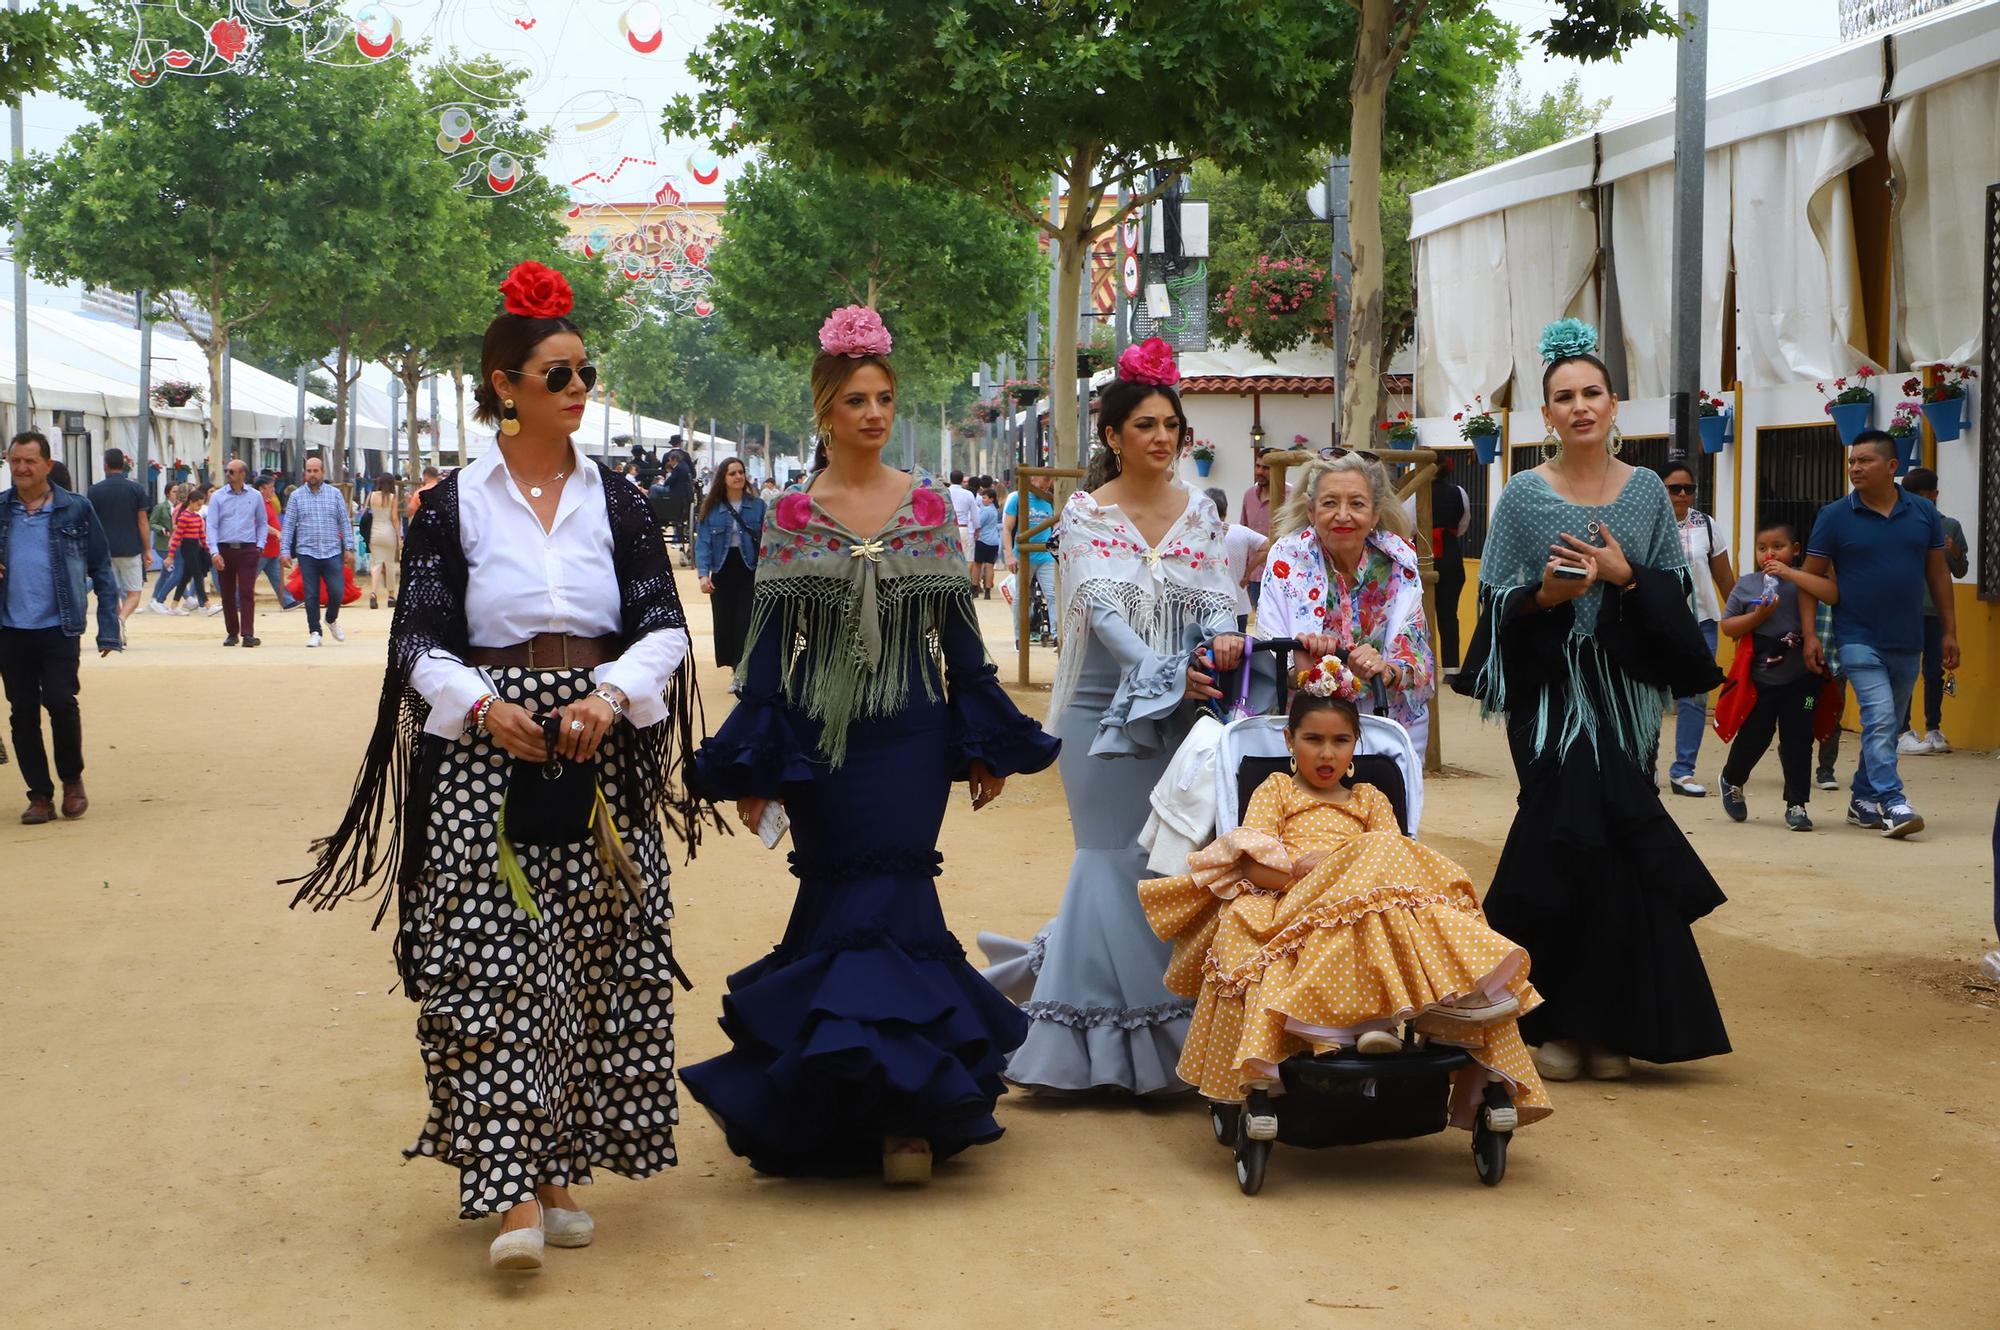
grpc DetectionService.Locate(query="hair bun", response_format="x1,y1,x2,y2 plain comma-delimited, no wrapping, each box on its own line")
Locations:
1538,317,1599,364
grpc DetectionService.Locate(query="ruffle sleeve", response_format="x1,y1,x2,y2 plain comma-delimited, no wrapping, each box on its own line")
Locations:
689,606,817,801
941,597,1061,779
1087,604,1211,759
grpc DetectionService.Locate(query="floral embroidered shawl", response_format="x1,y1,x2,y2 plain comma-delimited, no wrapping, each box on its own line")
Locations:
1257,527,1435,732
740,478,980,766
1047,486,1240,719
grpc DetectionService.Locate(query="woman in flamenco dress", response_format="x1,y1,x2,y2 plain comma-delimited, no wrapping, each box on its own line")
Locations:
1455,319,1731,1083
682,306,1060,1183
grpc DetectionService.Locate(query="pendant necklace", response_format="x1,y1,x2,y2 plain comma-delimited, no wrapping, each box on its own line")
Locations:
509,464,567,499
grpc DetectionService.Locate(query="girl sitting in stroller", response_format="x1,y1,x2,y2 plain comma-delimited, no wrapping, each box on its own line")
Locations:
1138,660,1552,1135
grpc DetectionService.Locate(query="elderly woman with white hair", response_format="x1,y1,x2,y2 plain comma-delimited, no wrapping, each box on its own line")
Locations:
1257,453,1436,753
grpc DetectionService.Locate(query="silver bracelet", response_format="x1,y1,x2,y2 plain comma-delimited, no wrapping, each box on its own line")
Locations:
590,686,627,718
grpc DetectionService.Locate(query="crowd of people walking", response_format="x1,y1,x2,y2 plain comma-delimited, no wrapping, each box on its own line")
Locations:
3,267,1986,1282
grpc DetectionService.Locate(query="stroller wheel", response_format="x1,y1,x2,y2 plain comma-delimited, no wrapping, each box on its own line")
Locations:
1472,1123,1509,1186
1209,1102,1241,1147
1235,1136,1271,1196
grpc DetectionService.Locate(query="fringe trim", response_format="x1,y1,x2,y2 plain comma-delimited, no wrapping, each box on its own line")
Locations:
736,574,980,769
1466,581,1672,764
1046,577,1239,720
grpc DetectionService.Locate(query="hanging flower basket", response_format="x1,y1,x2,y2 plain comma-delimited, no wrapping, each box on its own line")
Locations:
1218,255,1337,359
1004,378,1044,406
1453,397,1499,464
1886,401,1921,475
151,379,203,409
1190,439,1214,477
972,400,1003,425
308,405,336,425
1076,346,1111,377
1697,391,1731,454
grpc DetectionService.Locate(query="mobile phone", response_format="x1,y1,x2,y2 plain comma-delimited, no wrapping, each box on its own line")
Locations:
1552,563,1590,580
756,801,791,849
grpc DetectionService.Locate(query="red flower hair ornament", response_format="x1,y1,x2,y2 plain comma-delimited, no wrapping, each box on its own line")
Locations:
1117,336,1180,388
499,261,575,320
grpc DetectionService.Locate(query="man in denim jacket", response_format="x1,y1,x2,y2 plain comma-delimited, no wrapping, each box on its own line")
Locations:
1,431,122,824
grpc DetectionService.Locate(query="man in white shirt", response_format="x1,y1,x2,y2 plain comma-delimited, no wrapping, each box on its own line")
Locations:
1206,488,1270,633
1665,462,1737,796
947,469,978,559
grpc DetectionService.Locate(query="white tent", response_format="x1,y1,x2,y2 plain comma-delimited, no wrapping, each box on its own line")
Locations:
0,299,394,488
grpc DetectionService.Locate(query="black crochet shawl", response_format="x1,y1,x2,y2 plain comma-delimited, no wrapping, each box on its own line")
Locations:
285,462,718,996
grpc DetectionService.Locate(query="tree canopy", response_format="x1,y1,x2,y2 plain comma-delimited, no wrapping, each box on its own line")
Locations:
0,3,106,105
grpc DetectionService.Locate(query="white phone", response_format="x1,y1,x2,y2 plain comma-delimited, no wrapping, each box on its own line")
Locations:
756,801,791,849
1552,562,1591,580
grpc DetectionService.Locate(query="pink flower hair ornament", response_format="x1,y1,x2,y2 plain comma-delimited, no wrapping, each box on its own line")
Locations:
819,305,893,358
1117,336,1180,388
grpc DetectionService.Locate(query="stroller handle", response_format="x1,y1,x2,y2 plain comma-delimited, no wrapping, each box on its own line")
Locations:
1216,634,1390,714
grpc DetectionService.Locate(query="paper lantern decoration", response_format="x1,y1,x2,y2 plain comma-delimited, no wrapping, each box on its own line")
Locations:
622,3,665,54
487,152,520,194
436,107,476,152
688,150,720,185
353,5,400,60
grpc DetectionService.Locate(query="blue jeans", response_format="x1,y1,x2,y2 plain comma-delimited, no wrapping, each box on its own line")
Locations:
1838,642,1922,808
150,551,177,603
296,554,343,634
260,555,299,609
1671,618,1721,780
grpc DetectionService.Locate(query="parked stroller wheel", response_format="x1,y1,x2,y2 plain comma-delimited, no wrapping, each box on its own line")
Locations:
1235,1137,1271,1195
1209,1102,1241,1147
1472,1123,1508,1186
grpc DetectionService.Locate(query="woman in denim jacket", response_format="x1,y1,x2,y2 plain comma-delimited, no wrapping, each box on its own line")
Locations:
694,457,765,669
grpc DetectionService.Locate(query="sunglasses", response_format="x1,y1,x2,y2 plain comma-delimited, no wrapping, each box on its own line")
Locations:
505,363,598,393
1325,446,1382,463
1666,483,1697,495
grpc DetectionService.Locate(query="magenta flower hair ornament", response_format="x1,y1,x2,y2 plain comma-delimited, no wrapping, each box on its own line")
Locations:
1117,337,1181,387
819,305,894,358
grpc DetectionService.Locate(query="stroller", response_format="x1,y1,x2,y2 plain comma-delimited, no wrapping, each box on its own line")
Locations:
1198,638,1518,1195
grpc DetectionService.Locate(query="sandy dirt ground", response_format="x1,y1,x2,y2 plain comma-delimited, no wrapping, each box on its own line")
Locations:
4,574,1997,1329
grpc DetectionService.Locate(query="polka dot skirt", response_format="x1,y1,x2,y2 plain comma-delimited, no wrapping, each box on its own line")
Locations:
1139,774,1552,1127
403,667,680,1219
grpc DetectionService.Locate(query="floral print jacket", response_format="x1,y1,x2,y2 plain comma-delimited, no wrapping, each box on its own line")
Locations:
1257,527,1436,732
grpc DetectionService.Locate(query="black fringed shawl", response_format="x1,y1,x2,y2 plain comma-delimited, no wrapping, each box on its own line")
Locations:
284,463,720,997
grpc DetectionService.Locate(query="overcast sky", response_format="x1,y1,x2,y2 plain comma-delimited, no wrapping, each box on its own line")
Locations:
12,0,1858,202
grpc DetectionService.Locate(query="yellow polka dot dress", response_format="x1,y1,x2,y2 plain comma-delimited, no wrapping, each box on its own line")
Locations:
1138,772,1552,1127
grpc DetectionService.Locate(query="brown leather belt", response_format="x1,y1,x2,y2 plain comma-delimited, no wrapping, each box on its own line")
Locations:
466,633,619,670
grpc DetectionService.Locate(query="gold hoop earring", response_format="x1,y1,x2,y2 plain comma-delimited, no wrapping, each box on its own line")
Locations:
500,398,520,438
1609,425,1624,458
1542,427,1561,462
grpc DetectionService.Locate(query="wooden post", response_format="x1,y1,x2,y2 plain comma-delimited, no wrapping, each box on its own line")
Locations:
1012,464,1086,685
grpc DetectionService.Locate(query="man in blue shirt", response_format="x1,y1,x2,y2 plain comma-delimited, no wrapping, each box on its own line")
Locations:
1799,430,1960,839
0,431,122,823
206,458,269,648
280,455,357,647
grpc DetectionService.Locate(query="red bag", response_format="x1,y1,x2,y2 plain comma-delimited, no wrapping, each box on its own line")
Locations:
1712,638,1757,742
284,562,363,607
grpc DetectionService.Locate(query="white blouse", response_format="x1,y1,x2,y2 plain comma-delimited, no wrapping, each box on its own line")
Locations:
408,443,690,738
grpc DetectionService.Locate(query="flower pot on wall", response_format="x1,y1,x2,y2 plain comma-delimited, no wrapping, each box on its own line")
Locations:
1469,431,1500,465
1828,399,1872,444
1892,431,1918,474
1698,412,1728,455
1193,457,1213,477
1921,397,1965,443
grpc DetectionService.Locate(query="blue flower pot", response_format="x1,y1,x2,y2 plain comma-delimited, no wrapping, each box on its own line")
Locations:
1470,431,1500,466
1828,399,1873,445
1893,430,1918,475
1194,457,1212,477
1921,397,1965,443
1698,413,1728,454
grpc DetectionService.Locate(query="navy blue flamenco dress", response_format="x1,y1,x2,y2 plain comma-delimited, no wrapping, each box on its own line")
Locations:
682,482,1060,1176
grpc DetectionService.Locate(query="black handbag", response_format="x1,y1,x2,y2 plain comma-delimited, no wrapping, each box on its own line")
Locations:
502,711,598,846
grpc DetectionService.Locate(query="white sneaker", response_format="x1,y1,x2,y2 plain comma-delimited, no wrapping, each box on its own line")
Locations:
169,605,191,616
145,599,168,615
307,632,322,648
202,604,224,617
1924,729,1950,754
488,1223,544,1272
329,621,345,642
541,1205,594,1248
1896,731,1935,756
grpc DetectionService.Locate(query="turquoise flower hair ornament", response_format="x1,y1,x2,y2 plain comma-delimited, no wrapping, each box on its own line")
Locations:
1538,318,1600,364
